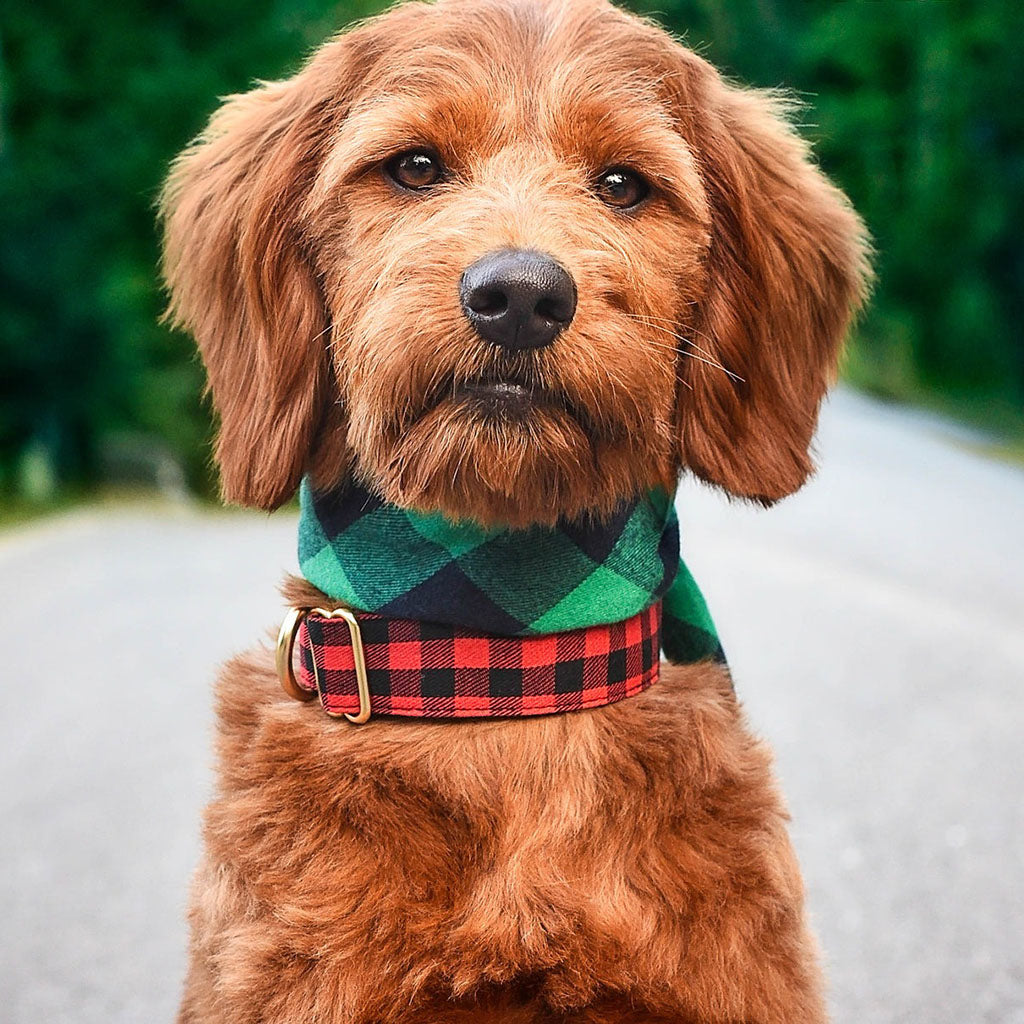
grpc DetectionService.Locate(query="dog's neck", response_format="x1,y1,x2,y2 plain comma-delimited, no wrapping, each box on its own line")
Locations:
297,478,723,667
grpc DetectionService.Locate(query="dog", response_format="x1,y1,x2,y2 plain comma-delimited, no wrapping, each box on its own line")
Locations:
160,0,869,1020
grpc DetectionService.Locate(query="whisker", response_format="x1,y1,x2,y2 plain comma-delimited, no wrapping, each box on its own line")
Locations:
622,307,698,322
312,321,338,347
642,338,746,383
621,312,722,363
679,351,744,383
622,315,745,383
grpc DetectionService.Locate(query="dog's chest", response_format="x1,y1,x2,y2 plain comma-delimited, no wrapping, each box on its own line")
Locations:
208,678,701,1004
200,659,797,1020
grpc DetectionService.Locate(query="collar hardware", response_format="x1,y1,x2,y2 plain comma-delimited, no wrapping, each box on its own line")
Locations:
277,605,372,723
276,607,317,703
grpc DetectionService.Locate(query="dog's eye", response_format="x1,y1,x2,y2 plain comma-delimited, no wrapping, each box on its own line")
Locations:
595,167,649,210
386,149,444,191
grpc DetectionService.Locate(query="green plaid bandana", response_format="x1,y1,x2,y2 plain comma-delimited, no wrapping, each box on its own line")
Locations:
298,479,723,666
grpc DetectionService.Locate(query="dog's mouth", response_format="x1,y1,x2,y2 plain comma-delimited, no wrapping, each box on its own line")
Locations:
457,380,559,418
422,364,568,422
411,365,609,443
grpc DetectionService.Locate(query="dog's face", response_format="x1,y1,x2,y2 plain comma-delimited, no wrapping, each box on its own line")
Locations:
307,13,716,526
162,0,869,527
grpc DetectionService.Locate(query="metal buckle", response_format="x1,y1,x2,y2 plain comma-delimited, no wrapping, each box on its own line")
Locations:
276,607,317,703
275,606,371,724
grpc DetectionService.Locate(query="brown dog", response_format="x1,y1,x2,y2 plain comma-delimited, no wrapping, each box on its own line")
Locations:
161,0,869,1020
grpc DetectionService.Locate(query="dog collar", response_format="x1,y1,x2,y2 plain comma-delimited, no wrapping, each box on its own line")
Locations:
277,602,661,723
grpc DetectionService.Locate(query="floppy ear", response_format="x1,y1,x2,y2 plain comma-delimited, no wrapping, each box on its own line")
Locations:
160,34,375,509
674,60,871,502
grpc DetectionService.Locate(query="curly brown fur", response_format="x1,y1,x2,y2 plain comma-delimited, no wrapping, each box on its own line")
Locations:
161,0,869,1019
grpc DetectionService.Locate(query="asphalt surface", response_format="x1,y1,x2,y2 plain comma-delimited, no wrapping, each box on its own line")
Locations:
1,388,1021,1024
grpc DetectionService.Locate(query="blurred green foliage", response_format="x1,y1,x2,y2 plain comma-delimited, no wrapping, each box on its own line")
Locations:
637,0,1024,432
1,0,1021,501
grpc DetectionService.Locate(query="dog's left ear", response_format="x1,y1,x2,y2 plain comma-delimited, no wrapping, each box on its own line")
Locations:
160,30,379,509
669,54,872,503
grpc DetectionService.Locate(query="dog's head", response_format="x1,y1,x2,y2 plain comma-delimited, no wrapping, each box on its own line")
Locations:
161,0,869,527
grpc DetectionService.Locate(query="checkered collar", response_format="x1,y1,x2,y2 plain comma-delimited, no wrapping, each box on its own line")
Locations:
283,479,724,721
282,602,662,721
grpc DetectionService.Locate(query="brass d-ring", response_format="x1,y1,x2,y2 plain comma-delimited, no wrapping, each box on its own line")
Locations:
276,607,317,702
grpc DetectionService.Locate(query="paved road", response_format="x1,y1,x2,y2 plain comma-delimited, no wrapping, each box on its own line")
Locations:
1,388,1021,1024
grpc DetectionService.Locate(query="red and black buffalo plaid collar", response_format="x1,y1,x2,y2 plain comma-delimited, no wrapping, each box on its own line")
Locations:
276,602,661,723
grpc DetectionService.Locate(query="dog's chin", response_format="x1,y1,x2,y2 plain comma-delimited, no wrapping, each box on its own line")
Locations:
368,394,610,528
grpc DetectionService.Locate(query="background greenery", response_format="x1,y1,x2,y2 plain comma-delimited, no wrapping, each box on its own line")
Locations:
2,0,1021,505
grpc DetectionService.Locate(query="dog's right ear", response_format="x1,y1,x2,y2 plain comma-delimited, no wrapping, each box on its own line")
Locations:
160,32,374,509
660,48,871,504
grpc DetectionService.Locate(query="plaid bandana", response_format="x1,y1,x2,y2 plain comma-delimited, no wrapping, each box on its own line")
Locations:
298,479,723,668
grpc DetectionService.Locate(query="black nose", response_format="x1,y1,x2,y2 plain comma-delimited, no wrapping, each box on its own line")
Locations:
459,249,577,351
